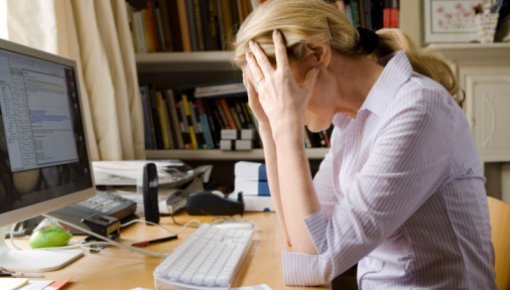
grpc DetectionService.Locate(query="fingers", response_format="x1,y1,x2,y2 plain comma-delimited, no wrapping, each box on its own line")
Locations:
242,72,257,99
248,40,273,79
245,52,264,83
273,29,289,69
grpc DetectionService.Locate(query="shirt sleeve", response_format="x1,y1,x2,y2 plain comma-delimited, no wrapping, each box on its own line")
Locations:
313,128,341,217
283,90,455,285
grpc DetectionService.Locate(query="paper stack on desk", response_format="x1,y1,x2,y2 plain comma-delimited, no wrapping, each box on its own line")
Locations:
92,160,197,187
229,161,273,212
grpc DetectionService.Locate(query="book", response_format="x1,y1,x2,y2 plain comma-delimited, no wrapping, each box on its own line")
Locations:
189,100,206,148
217,98,237,129
185,0,199,51
204,0,221,51
155,90,173,149
157,0,173,51
177,0,192,51
177,100,192,149
140,86,156,149
181,94,198,149
192,0,206,51
165,89,185,149
195,98,215,148
132,10,147,53
217,0,234,50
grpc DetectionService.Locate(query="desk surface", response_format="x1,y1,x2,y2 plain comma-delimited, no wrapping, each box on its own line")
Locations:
30,212,328,290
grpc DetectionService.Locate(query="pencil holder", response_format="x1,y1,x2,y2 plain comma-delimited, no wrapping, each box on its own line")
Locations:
476,13,499,43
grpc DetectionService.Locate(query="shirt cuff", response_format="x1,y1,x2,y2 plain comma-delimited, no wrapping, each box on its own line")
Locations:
282,251,330,286
304,209,329,253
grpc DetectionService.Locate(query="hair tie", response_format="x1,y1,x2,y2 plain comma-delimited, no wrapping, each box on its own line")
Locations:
356,27,379,54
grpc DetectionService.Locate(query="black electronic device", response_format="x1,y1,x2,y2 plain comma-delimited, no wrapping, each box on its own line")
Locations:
143,163,160,224
186,191,244,216
43,190,137,235
81,213,120,240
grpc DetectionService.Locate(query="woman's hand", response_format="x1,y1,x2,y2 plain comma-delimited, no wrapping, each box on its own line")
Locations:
243,72,271,127
245,30,319,136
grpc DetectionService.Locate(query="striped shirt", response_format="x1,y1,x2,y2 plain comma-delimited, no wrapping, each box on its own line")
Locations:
283,51,497,289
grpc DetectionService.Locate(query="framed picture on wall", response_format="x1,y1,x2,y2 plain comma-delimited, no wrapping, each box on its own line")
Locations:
424,0,482,43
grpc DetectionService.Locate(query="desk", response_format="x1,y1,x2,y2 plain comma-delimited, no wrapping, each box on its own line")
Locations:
34,212,328,290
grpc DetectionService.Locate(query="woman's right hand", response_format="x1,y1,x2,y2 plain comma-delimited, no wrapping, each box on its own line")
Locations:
243,72,271,128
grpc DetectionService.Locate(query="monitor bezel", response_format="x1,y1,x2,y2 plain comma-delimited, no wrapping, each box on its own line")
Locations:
0,38,96,228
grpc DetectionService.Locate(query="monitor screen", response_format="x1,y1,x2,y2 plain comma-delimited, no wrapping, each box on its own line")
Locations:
0,39,94,228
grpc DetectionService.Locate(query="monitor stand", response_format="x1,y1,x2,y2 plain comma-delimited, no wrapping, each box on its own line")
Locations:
0,226,83,272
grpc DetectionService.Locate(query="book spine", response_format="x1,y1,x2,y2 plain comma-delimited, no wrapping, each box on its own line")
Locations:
165,89,185,149
229,105,242,129
157,0,173,51
193,0,206,51
185,0,199,51
189,100,206,148
177,101,192,149
214,99,229,129
181,94,198,149
196,98,215,149
155,90,173,149
163,0,182,51
177,0,191,51
132,10,147,53
217,0,234,50
218,98,237,129
148,86,163,148
140,86,155,149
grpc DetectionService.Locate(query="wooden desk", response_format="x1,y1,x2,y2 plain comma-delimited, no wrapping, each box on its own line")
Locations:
34,212,328,289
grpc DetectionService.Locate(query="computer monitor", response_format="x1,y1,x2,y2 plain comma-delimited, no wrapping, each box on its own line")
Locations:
0,38,95,272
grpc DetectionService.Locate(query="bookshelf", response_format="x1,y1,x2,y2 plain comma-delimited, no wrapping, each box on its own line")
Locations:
132,0,402,189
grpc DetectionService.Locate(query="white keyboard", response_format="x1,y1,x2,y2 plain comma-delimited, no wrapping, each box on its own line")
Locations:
153,222,254,290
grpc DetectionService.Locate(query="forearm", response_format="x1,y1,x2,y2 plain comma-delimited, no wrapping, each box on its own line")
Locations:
274,125,320,254
258,124,291,246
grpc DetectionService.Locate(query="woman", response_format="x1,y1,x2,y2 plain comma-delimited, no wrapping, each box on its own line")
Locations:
232,0,497,289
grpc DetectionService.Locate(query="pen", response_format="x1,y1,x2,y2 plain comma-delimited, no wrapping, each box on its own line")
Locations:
131,235,178,247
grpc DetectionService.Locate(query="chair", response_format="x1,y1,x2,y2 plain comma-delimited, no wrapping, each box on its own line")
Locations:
487,196,510,290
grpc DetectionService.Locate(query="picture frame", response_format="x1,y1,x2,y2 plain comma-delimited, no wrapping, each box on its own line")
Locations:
424,0,482,43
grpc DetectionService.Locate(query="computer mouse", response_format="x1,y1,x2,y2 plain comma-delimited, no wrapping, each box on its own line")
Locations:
186,191,244,216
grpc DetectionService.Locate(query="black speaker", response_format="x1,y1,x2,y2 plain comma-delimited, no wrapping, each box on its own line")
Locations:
143,163,159,224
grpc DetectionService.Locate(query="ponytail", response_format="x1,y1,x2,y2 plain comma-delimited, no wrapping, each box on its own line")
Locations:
374,29,462,105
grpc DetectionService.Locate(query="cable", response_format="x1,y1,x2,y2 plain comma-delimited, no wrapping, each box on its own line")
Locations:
121,217,202,236
42,214,168,258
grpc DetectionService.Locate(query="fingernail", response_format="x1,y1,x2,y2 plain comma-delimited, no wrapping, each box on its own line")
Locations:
249,40,254,48
273,29,279,37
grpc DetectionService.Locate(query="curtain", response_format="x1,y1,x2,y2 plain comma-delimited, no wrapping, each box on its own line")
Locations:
0,0,145,161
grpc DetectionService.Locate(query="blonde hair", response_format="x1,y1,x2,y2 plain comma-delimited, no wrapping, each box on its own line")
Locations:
233,0,460,103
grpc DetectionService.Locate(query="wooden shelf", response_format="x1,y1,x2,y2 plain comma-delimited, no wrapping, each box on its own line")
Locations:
425,43,510,64
146,148,329,161
136,51,237,73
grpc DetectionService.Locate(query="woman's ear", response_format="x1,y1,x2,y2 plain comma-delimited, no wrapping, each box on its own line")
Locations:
305,42,331,67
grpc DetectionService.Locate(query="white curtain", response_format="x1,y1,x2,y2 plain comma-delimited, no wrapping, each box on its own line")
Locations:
0,0,145,161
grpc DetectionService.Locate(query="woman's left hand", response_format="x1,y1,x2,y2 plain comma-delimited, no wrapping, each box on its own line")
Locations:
245,30,319,136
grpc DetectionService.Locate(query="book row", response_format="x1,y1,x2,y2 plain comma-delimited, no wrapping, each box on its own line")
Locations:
126,0,399,54
126,0,266,53
341,0,400,29
140,84,333,150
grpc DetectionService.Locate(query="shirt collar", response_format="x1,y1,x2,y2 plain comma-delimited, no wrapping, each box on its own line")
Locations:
331,51,413,129
359,51,413,116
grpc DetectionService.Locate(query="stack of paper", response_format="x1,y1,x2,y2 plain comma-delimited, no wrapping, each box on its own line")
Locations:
92,160,196,187
229,161,273,212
